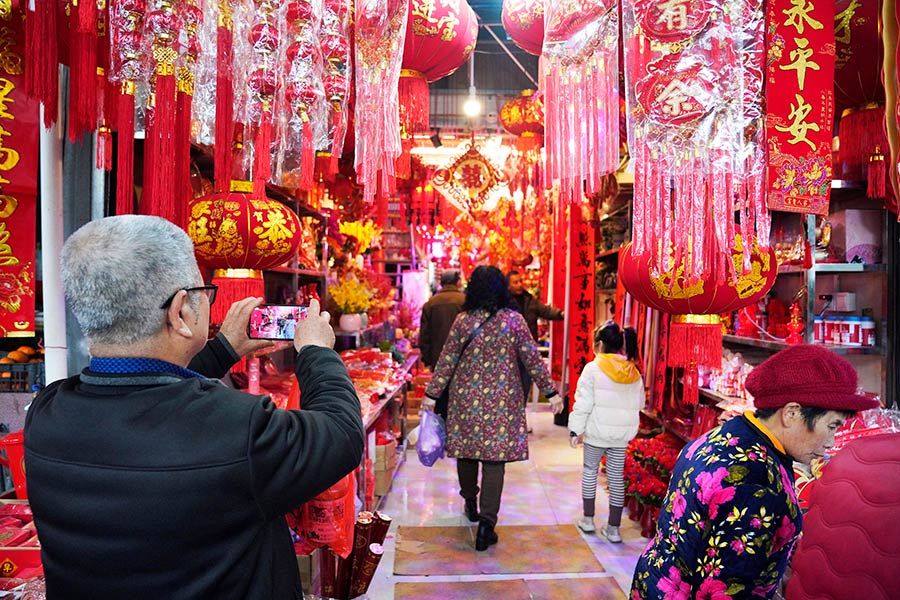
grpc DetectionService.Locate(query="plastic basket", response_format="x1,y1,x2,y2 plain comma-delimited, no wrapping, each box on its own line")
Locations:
0,362,44,393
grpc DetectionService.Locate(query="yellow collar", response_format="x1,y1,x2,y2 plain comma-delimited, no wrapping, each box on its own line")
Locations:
744,411,787,455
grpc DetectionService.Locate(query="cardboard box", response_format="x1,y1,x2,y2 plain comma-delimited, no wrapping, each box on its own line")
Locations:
375,439,398,470
830,209,883,263
375,469,392,496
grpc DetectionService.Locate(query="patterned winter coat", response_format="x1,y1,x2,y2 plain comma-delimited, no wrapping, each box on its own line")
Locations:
425,308,557,462
631,414,802,600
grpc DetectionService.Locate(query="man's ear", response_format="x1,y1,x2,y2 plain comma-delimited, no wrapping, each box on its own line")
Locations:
781,402,803,428
165,291,195,339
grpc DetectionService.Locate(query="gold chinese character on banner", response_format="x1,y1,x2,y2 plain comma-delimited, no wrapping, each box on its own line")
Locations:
779,38,820,90
0,124,18,185
0,77,14,120
783,0,824,34
775,93,820,150
0,222,18,266
834,0,860,45
655,0,691,31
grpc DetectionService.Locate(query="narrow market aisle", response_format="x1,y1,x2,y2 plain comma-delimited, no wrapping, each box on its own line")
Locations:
366,406,644,599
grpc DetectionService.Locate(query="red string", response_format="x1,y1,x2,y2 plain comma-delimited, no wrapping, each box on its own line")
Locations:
142,73,178,222
215,24,234,192
116,90,135,215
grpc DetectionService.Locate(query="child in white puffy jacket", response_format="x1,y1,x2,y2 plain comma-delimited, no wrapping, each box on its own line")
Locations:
569,321,644,542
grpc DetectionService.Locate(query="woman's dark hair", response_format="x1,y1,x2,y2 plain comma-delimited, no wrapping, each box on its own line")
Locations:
462,265,513,314
755,407,854,432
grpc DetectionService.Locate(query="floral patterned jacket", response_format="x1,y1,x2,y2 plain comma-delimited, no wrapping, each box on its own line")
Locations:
631,414,802,600
424,308,556,462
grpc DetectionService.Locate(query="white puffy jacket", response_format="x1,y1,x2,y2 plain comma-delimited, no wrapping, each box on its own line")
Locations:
569,355,645,448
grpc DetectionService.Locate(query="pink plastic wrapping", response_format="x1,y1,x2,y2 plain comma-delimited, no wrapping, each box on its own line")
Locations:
623,0,770,285
541,0,620,203
354,0,410,203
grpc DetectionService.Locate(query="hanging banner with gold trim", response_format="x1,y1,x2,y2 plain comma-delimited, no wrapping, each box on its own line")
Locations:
0,11,39,338
766,0,835,215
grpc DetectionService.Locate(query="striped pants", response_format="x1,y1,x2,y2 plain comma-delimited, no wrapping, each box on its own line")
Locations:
582,444,626,514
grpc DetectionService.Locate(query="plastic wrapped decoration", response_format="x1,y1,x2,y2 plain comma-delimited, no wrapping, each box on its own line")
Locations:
175,0,204,227
542,0,620,203
501,0,544,56
140,0,182,222
319,0,352,177
288,473,356,558
245,0,282,193
279,0,325,191
622,0,771,286
109,0,148,215
354,0,410,203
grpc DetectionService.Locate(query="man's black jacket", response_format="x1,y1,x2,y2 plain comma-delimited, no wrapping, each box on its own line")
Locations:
511,291,563,340
24,336,364,599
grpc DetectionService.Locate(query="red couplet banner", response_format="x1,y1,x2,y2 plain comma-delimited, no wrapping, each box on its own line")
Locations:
0,11,40,338
566,204,595,409
766,0,835,215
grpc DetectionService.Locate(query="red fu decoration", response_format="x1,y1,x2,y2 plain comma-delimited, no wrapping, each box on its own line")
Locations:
432,140,504,216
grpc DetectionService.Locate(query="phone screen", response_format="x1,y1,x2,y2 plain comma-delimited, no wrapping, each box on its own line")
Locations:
248,305,309,340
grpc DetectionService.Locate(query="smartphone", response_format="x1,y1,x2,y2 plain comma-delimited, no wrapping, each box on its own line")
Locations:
248,305,309,340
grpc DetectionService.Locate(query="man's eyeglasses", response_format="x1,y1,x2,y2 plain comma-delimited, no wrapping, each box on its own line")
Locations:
160,285,218,309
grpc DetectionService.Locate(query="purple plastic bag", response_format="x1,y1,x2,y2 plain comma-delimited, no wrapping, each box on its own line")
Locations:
416,409,446,467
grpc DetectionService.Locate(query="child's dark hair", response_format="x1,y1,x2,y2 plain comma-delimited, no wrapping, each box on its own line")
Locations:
594,321,639,362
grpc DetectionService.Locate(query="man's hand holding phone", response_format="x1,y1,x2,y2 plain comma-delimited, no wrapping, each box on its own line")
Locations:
294,299,335,352
220,297,274,357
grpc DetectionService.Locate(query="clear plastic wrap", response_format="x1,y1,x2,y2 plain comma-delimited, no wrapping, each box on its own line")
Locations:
354,0,409,203
191,0,220,145
623,0,770,285
541,0,620,202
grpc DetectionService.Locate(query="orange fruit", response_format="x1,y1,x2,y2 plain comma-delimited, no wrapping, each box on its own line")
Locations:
0,357,13,365
6,351,27,363
15,347,35,356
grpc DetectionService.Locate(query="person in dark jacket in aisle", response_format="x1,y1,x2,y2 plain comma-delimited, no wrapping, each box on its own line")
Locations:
507,269,563,341
25,215,365,600
419,269,465,369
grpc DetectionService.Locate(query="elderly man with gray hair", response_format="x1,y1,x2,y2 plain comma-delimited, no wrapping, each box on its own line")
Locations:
24,215,364,599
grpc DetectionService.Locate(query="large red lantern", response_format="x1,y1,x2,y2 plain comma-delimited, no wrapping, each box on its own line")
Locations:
499,89,544,151
400,0,478,134
501,0,544,56
834,0,884,115
188,181,303,323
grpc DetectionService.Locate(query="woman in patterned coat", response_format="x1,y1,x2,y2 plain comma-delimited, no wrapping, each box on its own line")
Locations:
425,266,562,551
630,345,878,600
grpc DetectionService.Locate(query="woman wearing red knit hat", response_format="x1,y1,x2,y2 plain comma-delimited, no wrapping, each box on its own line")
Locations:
630,345,879,600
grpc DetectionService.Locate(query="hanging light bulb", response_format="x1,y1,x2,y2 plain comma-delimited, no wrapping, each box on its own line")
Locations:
463,94,482,118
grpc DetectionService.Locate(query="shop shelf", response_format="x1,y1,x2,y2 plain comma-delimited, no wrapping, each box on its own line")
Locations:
831,180,866,190
266,266,327,278
722,334,789,351
813,263,886,273
777,264,807,274
723,335,884,356
698,388,740,404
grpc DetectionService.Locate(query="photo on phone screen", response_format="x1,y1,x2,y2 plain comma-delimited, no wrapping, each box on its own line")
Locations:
248,305,309,340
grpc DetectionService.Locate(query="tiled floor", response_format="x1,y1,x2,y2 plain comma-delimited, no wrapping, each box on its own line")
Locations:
367,406,645,599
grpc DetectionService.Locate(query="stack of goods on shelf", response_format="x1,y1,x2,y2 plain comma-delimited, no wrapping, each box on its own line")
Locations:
794,408,899,511
0,503,43,586
0,347,44,393
374,432,399,497
406,372,431,430
624,433,684,538
341,348,409,416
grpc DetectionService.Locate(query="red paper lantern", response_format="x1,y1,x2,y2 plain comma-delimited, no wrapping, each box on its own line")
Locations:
400,0,478,134
620,239,776,369
499,89,544,151
834,0,884,115
501,0,544,56
188,182,303,323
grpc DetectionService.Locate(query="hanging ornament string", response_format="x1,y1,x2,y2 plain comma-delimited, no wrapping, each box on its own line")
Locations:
140,0,181,221
109,0,148,214
354,0,410,203
175,0,203,227
96,7,115,172
321,0,352,177
623,0,771,286
246,0,281,195
214,0,235,191
542,0,620,203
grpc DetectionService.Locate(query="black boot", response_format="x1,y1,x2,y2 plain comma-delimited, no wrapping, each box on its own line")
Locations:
464,498,479,523
475,519,498,551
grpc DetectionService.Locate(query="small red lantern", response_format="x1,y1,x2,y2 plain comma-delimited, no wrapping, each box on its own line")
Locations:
400,0,478,134
188,181,303,323
499,89,544,151
501,0,544,56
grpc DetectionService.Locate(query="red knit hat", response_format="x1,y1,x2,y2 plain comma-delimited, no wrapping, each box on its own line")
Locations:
745,345,880,411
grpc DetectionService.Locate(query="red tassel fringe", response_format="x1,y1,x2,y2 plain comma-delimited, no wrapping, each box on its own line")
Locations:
666,321,722,369
142,74,178,222
116,90,136,215
175,90,194,228
254,119,273,194
215,25,234,193
399,74,430,134
837,105,887,180
96,128,112,171
867,153,886,199
68,1,98,142
26,0,59,127
210,272,265,325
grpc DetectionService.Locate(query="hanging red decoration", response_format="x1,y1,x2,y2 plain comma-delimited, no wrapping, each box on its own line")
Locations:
246,1,283,195
319,0,352,178
501,0,544,56
542,0,620,203
499,89,544,151
399,0,478,135
188,180,303,323
175,0,203,228
432,140,505,215
834,0,884,115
